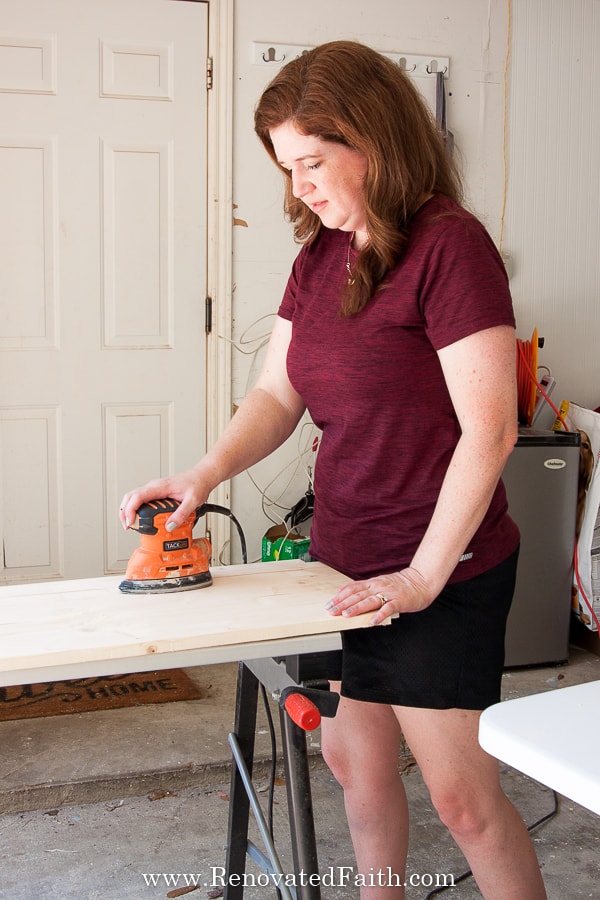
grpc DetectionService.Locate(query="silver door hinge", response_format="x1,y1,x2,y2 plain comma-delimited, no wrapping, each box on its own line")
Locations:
206,56,213,90
205,295,213,334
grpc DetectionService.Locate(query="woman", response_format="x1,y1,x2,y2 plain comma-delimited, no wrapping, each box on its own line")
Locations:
120,41,546,899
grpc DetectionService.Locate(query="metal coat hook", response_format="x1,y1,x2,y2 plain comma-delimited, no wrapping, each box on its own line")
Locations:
398,57,417,73
426,61,448,75
262,46,285,63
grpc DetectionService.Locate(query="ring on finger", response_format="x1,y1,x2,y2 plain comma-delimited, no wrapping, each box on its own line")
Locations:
376,592,388,607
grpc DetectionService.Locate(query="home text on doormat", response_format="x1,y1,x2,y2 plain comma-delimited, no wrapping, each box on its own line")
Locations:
0,670,204,722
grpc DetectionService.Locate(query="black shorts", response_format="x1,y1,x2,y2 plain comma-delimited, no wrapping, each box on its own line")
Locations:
339,548,519,711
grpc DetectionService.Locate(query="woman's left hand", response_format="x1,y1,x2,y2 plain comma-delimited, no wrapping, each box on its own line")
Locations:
325,567,437,626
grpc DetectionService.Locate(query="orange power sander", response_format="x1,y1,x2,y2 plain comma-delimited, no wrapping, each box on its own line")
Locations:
119,498,247,594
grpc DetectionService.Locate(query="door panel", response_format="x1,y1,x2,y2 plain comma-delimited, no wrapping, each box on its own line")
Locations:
0,0,208,581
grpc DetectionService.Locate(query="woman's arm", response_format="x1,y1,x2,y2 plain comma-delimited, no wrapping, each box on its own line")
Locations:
327,324,518,624
119,317,305,531
406,324,518,589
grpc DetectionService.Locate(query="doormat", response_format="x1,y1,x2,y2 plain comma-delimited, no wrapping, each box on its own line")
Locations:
0,670,204,722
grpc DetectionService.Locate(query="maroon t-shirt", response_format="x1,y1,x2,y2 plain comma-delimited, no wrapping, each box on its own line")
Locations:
278,194,520,582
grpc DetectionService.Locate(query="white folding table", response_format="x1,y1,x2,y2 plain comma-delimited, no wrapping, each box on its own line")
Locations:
479,679,600,816
0,560,389,899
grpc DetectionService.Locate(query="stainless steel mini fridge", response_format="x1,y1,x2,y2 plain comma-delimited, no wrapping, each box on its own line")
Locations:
502,427,580,667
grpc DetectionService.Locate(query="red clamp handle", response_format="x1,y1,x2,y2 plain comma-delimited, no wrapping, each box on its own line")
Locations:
284,692,321,731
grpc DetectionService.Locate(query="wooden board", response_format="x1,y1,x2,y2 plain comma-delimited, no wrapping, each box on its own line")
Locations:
0,561,383,678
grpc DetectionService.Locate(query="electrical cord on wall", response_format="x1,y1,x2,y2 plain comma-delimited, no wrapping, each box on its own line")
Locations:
249,422,319,526
219,311,321,551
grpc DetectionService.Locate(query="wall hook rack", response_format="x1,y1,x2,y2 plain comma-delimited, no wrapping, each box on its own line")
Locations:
253,43,450,78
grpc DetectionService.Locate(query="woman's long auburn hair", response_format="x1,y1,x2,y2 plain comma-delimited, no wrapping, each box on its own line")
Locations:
254,40,463,316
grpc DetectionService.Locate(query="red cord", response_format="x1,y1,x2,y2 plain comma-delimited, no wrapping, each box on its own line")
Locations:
573,543,600,632
516,338,568,429
516,339,534,424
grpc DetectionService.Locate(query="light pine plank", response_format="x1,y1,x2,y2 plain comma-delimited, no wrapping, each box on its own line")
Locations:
0,561,386,673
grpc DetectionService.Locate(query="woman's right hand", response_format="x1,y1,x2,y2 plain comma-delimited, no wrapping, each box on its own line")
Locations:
119,466,213,532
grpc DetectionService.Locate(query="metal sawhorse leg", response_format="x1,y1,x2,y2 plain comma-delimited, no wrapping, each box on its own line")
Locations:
224,653,341,900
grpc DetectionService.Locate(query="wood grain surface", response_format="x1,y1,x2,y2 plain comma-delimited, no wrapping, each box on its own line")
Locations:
0,561,385,675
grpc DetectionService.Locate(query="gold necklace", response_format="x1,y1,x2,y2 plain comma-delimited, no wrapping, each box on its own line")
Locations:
346,231,355,285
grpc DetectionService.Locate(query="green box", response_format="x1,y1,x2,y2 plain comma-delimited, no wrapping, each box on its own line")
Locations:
261,525,311,562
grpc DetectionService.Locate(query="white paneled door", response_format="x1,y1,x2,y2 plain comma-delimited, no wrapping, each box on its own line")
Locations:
0,0,209,581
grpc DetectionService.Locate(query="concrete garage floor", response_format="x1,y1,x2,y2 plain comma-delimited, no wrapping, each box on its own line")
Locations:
0,647,599,899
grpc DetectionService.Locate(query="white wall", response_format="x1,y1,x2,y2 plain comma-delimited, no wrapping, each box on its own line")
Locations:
226,0,512,561
505,0,600,420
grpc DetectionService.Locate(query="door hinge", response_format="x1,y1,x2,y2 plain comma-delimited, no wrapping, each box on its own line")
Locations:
206,56,213,90
205,295,213,334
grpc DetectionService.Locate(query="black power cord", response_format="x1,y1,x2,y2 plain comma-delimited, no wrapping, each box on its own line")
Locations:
260,684,282,899
197,502,248,564
424,787,559,898
206,504,289,894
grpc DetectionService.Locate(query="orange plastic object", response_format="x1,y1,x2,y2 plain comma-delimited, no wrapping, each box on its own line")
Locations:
119,499,212,593
284,693,321,731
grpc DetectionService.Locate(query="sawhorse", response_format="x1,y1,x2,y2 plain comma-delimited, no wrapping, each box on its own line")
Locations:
224,651,342,900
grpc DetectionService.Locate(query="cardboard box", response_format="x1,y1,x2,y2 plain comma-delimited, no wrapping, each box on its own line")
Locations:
262,525,311,562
